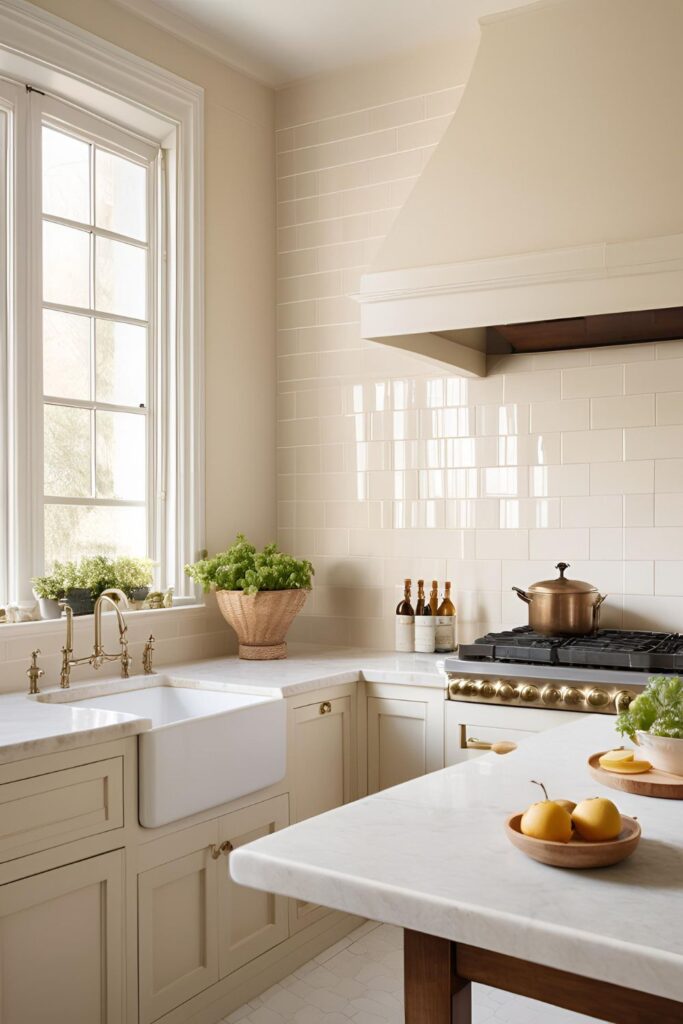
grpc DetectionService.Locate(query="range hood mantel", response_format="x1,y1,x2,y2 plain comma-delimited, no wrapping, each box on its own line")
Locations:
358,0,683,377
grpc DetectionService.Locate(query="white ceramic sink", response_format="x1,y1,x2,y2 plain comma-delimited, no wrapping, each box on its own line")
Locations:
68,684,287,827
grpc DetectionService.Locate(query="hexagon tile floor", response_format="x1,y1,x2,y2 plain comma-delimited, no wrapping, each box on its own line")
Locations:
223,922,601,1024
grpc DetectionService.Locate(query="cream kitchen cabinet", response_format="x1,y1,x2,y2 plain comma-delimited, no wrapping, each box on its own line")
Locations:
366,685,445,794
137,796,290,1023
288,690,356,931
0,848,124,1024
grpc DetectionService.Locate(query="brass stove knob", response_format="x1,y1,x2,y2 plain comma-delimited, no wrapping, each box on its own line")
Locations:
615,689,636,713
587,687,610,709
449,678,475,697
475,680,497,699
562,686,584,707
496,680,517,701
519,684,540,703
542,685,562,706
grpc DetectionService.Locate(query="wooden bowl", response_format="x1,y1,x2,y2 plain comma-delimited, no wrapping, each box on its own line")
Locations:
505,813,641,868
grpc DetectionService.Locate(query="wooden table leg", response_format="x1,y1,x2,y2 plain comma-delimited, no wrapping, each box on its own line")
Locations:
404,930,471,1024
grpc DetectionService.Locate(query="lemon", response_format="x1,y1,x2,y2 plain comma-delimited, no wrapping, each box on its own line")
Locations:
520,801,573,843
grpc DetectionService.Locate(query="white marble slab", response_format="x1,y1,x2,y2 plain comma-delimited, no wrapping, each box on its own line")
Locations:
231,713,683,1004
0,644,447,764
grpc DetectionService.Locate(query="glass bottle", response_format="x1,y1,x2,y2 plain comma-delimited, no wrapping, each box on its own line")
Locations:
435,581,456,653
395,578,415,652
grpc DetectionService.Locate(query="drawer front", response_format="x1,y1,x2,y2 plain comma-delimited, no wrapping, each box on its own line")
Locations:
0,757,124,862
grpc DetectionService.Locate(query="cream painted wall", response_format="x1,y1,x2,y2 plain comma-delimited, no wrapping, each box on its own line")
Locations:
275,34,683,649
8,0,278,675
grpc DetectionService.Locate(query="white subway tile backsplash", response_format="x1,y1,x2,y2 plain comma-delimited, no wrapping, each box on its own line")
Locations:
591,394,655,429
530,398,589,433
275,82,683,647
562,429,623,463
562,364,623,399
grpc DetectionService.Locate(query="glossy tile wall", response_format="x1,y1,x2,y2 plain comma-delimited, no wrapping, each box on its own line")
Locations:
276,50,683,649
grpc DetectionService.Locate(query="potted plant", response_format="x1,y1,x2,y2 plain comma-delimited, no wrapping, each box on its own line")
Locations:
111,556,154,604
617,675,683,775
62,555,116,615
185,534,313,660
32,562,68,619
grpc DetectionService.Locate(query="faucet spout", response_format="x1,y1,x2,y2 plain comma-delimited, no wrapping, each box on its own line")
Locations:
93,588,129,668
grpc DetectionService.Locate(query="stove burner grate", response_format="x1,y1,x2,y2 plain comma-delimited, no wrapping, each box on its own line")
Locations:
458,626,683,671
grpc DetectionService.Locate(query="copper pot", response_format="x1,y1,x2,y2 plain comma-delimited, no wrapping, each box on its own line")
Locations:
512,562,606,636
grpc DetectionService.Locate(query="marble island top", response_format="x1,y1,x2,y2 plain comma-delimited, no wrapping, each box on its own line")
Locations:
230,713,683,1004
0,644,447,764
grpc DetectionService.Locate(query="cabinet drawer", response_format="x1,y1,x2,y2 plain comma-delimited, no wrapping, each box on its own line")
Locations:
0,757,124,862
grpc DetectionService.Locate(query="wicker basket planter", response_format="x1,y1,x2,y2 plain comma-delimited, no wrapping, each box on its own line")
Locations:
215,588,308,660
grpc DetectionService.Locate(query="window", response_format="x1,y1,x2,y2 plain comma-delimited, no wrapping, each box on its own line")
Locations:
0,6,204,610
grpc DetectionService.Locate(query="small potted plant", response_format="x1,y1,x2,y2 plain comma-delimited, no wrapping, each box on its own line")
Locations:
32,563,68,619
62,555,116,616
617,675,683,776
185,534,313,660
111,556,154,605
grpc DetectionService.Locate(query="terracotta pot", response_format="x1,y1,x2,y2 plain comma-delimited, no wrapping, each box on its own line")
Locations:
215,589,308,660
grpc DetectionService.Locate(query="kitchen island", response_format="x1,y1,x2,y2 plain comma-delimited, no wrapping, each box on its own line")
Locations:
231,713,683,1023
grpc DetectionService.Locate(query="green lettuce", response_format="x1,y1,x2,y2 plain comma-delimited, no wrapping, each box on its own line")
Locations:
617,675,683,740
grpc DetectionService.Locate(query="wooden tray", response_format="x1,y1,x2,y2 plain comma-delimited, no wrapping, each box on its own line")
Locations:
588,751,683,799
505,813,641,868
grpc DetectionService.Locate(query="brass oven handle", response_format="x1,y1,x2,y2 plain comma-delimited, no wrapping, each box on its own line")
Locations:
319,701,332,714
467,737,517,755
209,840,234,859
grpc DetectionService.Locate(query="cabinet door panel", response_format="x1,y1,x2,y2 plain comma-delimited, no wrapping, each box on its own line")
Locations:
291,696,352,824
367,697,432,794
289,695,354,932
219,795,289,976
0,850,123,1024
138,838,219,1023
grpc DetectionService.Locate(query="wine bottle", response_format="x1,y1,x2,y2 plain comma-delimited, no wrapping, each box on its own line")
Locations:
415,579,431,615
395,578,415,653
429,580,439,616
435,581,456,653
414,582,436,654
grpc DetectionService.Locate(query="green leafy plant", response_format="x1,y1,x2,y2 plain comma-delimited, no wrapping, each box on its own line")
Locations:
185,534,314,596
616,675,683,740
111,556,154,596
32,562,70,601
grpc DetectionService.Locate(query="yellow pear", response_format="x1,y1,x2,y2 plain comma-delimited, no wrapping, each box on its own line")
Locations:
521,782,572,843
521,801,573,843
554,799,577,815
571,797,622,841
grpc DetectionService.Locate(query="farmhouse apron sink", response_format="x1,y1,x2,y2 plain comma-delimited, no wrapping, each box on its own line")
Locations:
45,679,287,827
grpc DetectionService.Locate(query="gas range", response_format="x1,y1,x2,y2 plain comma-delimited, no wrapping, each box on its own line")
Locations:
443,626,680,715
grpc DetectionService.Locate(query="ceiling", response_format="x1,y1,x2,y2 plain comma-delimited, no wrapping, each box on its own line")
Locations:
112,0,539,86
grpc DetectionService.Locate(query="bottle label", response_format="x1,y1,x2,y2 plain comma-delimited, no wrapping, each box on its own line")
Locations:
395,615,415,652
414,618,436,653
435,616,455,652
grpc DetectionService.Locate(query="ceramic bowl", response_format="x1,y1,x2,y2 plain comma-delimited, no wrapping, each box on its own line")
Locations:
636,732,683,776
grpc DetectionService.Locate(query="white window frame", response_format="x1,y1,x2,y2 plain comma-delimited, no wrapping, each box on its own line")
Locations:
0,0,204,605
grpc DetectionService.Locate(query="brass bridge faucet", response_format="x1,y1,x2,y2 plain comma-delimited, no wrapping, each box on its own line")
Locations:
58,588,131,689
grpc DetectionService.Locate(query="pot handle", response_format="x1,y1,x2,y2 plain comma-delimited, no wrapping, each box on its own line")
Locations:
512,586,532,605
592,593,608,628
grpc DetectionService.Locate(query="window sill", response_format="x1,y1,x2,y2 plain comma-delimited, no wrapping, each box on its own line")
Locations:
0,602,207,639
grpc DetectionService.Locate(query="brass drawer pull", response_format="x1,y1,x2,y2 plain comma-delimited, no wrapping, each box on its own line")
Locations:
209,840,234,859
467,737,517,755
319,701,332,714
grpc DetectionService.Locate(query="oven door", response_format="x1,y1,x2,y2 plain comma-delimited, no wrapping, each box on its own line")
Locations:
445,700,585,765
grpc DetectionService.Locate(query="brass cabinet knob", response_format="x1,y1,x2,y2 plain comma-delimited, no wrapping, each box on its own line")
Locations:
562,686,584,707
496,680,517,701
475,680,496,699
542,685,562,706
519,684,539,703
615,689,636,712
319,701,332,714
209,840,233,859
587,687,610,708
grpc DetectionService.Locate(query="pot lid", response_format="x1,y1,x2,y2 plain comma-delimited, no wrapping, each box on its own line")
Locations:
526,563,598,595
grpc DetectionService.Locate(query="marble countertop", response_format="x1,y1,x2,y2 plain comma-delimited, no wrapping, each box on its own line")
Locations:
230,713,683,1003
0,644,447,765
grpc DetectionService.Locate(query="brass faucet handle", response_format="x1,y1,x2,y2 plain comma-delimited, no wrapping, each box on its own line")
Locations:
27,649,44,695
143,634,156,675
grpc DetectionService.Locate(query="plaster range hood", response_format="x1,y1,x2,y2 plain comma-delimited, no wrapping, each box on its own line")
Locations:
357,0,683,377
